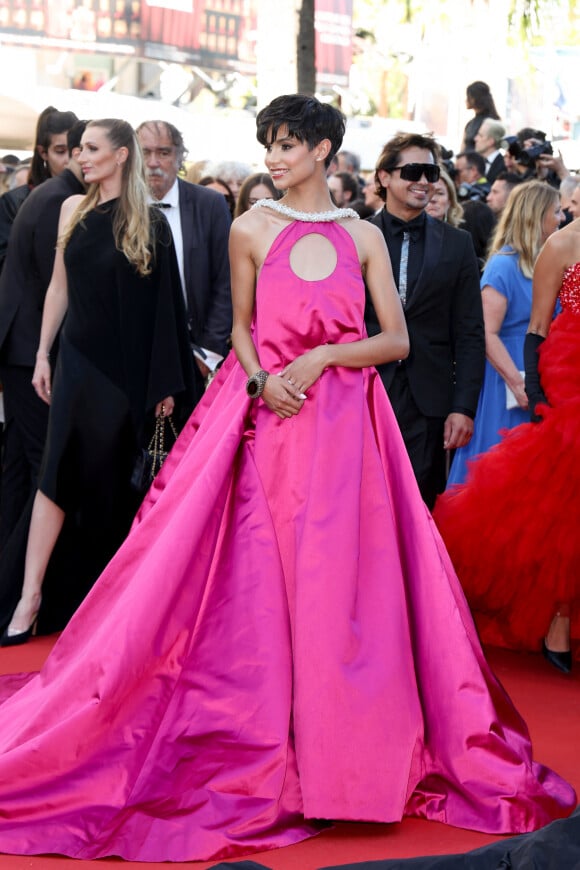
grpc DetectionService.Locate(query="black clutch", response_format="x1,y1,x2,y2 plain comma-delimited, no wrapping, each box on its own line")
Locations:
130,413,178,495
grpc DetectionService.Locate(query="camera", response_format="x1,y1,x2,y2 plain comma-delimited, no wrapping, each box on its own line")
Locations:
518,141,553,167
457,181,490,202
439,146,456,179
505,135,553,167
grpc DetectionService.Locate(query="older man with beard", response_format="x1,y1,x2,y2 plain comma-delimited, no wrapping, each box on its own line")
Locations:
136,121,233,383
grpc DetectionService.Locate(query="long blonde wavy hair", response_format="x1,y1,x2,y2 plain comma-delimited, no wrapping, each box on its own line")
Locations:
60,119,154,276
436,168,464,228
486,179,560,278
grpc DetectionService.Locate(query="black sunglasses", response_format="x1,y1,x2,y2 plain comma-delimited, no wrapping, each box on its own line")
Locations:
389,163,440,183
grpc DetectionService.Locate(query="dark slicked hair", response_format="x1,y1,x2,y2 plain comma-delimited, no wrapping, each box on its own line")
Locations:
256,94,345,169
456,150,486,177
67,120,88,154
30,106,79,186
495,171,524,190
374,132,441,202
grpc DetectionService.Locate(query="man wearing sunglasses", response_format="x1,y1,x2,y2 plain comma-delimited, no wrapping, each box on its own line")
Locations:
364,132,484,509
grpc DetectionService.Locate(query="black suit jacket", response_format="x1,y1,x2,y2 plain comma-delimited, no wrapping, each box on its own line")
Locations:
0,170,85,367
486,153,506,185
0,184,31,278
365,210,485,419
177,178,232,358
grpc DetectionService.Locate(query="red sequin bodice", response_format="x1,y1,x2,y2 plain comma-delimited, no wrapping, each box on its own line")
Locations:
559,262,580,314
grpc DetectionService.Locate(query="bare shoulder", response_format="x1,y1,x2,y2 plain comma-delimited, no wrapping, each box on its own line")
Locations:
231,206,267,237
230,208,268,254
61,194,84,215
341,217,386,263
231,206,290,267
540,220,580,268
552,220,580,247
346,218,383,243
57,194,84,232
560,218,580,249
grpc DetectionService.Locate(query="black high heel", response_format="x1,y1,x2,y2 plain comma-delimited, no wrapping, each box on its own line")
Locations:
0,612,39,648
542,640,572,674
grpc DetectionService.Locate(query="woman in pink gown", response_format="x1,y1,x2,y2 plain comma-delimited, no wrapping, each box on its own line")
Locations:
0,96,574,863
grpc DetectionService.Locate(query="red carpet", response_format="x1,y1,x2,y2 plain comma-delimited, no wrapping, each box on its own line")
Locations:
0,639,577,869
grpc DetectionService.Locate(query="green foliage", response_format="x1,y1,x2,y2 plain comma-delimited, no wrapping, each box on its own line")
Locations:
507,0,579,45
354,0,577,40
508,0,542,38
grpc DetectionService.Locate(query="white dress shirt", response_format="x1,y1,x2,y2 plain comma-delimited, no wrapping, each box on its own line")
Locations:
154,179,185,301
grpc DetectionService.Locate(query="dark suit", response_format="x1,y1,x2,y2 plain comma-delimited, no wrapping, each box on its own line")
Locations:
0,171,84,365
365,209,485,507
0,184,30,278
176,178,232,359
0,169,85,548
486,153,506,185
461,200,497,270
0,170,85,629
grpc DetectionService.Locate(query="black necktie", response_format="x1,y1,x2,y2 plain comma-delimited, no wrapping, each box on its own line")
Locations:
155,202,171,209
390,214,424,241
387,214,424,306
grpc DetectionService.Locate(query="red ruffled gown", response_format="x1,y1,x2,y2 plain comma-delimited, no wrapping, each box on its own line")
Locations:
434,262,580,651
0,222,574,863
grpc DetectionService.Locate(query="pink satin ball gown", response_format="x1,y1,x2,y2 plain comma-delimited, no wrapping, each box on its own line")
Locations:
0,217,574,862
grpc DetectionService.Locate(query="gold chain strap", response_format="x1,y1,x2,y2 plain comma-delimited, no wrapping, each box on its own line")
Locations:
148,412,179,479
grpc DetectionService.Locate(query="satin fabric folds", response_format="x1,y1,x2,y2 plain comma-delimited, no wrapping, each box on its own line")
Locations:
0,222,574,862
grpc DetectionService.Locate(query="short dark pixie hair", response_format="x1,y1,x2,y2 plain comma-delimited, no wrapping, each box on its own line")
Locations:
256,94,345,169
374,132,441,202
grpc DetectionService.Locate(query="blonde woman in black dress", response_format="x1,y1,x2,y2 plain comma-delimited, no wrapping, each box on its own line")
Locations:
1,119,196,645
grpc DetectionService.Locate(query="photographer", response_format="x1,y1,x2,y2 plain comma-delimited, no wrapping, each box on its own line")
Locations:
504,131,570,190
454,151,490,202
453,151,496,269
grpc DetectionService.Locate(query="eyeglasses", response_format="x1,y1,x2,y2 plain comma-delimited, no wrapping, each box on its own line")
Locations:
390,163,440,183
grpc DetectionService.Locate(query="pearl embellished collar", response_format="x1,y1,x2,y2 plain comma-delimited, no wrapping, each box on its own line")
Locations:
253,198,359,222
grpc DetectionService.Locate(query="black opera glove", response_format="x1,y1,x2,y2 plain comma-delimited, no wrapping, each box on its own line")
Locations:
523,332,547,423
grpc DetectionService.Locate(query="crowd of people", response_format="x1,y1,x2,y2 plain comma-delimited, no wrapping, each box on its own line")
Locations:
0,110,231,639
0,86,578,863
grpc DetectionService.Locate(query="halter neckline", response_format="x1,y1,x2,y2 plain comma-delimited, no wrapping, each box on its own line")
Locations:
253,199,359,223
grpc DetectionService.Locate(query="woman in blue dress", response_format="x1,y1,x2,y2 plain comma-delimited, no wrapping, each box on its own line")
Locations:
448,180,563,486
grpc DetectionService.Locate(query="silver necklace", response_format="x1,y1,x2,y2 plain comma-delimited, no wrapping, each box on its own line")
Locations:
253,198,359,222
